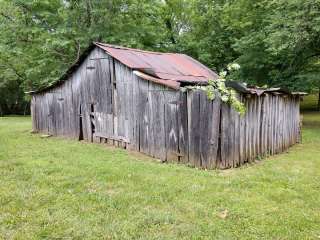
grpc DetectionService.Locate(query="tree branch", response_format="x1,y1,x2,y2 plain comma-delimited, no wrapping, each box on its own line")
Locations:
71,40,81,65
0,63,25,82
0,12,14,22
14,1,52,31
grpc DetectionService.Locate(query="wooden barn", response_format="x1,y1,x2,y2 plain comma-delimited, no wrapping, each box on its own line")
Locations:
30,42,303,169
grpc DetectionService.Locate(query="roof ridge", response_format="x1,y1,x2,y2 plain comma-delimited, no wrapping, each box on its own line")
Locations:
94,42,180,55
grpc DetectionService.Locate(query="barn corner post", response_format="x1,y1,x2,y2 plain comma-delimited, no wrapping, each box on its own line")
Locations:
298,95,303,144
30,94,37,133
30,42,305,170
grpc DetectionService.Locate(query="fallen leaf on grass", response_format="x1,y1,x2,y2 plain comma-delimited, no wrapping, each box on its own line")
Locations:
217,209,228,219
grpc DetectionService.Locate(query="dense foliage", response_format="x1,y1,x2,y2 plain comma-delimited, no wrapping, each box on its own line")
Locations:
0,0,320,114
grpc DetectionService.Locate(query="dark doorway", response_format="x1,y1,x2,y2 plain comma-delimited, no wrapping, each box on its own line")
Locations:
79,104,84,141
90,103,95,142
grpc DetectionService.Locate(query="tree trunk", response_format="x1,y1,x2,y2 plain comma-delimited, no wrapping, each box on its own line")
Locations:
165,18,176,44
317,87,320,111
86,0,92,28
23,102,28,115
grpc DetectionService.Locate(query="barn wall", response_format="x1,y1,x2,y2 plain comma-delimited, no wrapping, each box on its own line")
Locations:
218,93,300,168
31,48,301,169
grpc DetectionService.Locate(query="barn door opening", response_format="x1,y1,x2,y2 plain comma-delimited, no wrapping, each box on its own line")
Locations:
79,104,84,141
90,103,96,142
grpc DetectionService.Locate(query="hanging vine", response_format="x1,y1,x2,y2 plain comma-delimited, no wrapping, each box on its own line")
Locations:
206,63,246,116
205,78,246,116
181,63,246,115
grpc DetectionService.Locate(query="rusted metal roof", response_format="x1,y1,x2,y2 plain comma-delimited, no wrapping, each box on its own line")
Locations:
225,81,307,96
29,42,306,96
94,42,219,88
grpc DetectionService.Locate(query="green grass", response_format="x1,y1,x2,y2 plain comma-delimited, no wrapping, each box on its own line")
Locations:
301,94,319,111
0,115,319,240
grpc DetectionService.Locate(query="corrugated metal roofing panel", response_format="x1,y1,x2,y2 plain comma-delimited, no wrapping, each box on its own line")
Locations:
29,42,306,95
133,71,180,90
225,81,307,96
94,42,219,87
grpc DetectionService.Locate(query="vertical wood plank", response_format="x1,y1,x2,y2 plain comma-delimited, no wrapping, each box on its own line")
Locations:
177,90,189,164
165,90,179,163
187,90,201,167
139,78,149,154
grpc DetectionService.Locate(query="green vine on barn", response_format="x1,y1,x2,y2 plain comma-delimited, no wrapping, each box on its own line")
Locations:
206,63,246,116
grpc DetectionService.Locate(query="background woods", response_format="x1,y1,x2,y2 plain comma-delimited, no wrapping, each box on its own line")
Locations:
0,0,320,115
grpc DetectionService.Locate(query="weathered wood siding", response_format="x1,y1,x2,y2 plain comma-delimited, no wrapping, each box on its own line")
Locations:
31,47,301,169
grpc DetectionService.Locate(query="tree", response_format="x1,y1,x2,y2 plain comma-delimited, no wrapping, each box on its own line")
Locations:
0,0,173,114
1,0,320,114
225,0,320,106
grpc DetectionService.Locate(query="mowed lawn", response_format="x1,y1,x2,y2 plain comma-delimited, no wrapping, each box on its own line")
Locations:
0,114,319,240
